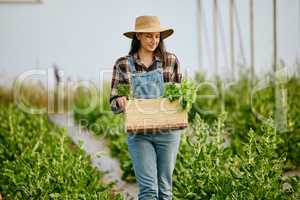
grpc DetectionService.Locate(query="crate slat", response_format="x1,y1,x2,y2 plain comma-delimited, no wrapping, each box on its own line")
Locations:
125,98,188,133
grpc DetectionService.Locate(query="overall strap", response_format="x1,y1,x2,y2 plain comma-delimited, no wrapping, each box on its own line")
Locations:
128,55,136,73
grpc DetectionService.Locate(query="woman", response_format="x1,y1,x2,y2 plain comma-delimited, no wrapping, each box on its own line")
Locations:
110,16,182,200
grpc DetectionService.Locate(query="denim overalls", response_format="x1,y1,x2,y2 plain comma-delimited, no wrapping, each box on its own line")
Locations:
126,55,181,200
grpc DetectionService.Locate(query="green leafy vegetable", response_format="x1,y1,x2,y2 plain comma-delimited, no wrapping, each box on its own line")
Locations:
179,78,197,111
163,82,180,102
163,78,197,111
117,84,130,98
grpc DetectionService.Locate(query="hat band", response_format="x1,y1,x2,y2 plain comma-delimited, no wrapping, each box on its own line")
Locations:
136,22,161,29
123,16,174,39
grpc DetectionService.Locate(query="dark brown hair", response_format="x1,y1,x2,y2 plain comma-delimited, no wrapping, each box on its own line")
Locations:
128,33,166,62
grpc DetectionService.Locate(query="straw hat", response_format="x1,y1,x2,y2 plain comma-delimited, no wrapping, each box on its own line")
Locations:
123,16,174,39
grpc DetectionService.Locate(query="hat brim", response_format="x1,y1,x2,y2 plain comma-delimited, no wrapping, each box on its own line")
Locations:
123,28,174,40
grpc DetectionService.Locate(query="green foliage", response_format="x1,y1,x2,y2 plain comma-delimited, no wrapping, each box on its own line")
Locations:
173,114,300,199
163,82,180,102
72,74,300,198
117,84,131,99
278,77,300,169
192,72,300,170
0,104,123,200
73,82,135,182
163,78,197,111
179,78,197,111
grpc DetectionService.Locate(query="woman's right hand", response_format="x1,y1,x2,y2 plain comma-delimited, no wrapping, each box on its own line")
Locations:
116,96,127,111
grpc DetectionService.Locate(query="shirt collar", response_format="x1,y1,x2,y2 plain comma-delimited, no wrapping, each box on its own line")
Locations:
133,52,161,65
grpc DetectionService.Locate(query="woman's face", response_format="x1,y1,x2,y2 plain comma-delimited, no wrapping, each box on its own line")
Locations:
136,32,160,52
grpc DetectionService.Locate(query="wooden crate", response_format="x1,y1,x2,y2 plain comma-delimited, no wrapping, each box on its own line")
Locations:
124,98,188,133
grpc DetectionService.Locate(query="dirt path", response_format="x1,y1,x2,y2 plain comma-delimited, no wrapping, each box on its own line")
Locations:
283,170,300,177
48,113,138,200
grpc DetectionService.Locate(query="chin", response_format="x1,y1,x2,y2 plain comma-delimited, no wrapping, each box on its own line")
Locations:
146,46,156,51
148,48,156,52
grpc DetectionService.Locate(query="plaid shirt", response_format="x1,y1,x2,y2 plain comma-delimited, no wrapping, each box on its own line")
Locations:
110,51,182,114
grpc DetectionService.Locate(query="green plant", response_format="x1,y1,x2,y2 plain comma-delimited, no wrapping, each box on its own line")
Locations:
163,82,180,102
73,82,136,182
163,78,197,111
0,104,123,199
192,72,300,170
117,84,131,99
173,114,300,199
72,72,300,196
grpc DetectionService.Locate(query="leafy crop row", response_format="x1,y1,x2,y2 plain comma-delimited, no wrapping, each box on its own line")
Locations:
73,75,300,198
0,104,123,199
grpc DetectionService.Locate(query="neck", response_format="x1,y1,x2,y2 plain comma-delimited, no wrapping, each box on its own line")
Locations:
138,48,154,60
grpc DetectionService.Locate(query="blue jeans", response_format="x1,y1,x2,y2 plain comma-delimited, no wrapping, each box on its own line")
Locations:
127,130,181,200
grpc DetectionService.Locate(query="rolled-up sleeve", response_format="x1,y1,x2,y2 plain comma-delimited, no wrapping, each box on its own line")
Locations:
110,60,126,114
173,55,182,83
163,52,183,83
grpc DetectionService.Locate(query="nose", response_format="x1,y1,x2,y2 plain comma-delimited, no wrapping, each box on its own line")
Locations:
151,36,158,43
150,36,156,41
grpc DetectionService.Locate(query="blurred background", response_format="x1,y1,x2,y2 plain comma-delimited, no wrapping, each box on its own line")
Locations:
0,0,299,87
1,1,300,199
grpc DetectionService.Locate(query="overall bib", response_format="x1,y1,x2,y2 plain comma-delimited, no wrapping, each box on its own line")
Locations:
126,55,181,200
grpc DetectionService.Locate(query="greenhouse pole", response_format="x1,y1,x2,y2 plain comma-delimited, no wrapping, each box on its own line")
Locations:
273,0,277,73
213,0,219,77
273,0,287,132
230,0,236,81
197,0,203,72
250,0,255,86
